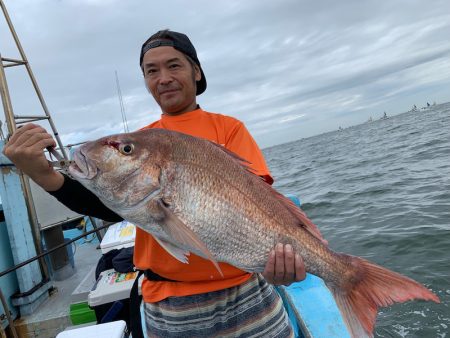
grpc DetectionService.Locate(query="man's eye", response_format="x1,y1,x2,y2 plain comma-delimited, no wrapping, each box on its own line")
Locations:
169,64,180,69
146,69,157,75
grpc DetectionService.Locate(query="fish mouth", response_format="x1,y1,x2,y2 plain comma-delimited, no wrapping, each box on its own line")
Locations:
68,148,98,180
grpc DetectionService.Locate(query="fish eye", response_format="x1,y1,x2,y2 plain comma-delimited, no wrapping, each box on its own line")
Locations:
119,144,134,155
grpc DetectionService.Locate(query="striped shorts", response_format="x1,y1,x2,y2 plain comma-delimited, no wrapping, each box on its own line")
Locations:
143,273,294,338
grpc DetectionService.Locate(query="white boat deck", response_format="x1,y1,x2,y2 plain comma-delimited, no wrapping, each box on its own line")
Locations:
14,242,101,338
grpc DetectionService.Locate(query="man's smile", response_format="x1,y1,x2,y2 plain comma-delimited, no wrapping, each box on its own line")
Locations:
159,88,179,95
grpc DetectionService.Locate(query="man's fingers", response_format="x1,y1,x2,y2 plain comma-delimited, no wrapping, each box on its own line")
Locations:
4,125,55,161
294,253,306,282
13,126,52,149
284,244,295,282
6,123,39,145
19,131,55,149
6,124,52,149
274,243,285,284
263,243,307,286
264,250,276,276
262,249,276,284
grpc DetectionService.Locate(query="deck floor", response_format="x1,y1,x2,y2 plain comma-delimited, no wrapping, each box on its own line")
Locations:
14,242,101,338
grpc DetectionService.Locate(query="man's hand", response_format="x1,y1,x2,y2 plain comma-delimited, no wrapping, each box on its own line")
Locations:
2,123,64,191
262,243,306,286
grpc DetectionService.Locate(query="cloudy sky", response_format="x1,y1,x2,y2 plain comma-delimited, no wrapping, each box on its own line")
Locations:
1,0,449,148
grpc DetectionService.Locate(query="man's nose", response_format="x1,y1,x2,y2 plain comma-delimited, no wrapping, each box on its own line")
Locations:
158,68,172,84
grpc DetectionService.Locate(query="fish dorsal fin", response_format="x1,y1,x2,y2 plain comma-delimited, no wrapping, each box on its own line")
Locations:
208,141,259,175
209,141,249,163
153,237,190,264
274,191,324,240
157,199,224,277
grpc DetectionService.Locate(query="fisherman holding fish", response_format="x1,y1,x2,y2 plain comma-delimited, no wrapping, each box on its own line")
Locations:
4,30,310,337
4,30,439,338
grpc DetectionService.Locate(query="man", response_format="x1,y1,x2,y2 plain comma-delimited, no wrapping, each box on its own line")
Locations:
4,30,314,337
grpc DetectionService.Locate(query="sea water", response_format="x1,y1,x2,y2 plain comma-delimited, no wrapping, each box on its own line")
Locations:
264,102,450,337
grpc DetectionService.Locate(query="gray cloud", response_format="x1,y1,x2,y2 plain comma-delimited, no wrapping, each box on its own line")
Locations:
1,0,449,148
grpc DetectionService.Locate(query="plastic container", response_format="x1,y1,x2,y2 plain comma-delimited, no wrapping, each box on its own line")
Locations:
71,267,97,304
88,269,141,307
70,267,97,325
56,320,126,338
100,221,136,254
69,302,97,325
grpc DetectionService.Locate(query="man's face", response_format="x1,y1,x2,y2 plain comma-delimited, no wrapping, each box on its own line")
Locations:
142,46,201,116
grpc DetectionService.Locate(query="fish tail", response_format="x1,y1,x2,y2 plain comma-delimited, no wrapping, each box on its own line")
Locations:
328,254,440,338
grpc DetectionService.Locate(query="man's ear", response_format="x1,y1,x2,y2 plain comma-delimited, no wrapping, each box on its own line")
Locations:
194,64,201,82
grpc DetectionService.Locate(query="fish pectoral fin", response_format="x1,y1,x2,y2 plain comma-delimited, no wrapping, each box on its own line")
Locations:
153,237,190,264
157,199,224,277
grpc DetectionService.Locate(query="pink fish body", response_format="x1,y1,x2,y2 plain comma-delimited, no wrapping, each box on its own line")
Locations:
69,128,439,338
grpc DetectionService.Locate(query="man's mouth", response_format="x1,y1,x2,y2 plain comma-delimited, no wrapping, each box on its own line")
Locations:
159,88,179,95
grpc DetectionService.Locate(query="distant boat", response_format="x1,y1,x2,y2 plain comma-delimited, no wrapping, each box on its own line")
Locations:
380,112,389,120
421,102,432,110
338,126,344,131
411,105,418,112
367,116,373,123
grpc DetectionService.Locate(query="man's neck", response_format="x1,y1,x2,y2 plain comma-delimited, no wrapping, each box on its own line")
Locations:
162,103,200,116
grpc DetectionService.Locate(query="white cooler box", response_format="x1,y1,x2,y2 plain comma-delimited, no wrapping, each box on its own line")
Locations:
88,269,142,307
57,320,126,338
100,221,136,254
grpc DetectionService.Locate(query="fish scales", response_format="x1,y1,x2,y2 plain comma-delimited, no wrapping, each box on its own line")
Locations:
166,133,307,269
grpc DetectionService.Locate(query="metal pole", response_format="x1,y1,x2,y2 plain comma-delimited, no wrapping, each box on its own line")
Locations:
88,216,104,242
0,51,49,282
0,222,112,279
0,53,15,134
0,288,18,338
0,0,67,159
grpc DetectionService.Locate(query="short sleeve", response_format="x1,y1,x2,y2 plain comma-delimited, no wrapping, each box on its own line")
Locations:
224,120,274,185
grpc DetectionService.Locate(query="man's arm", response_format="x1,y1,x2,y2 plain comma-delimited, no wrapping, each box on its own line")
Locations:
3,123,122,222
50,175,122,222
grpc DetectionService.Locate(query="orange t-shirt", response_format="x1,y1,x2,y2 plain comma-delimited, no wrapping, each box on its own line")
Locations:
135,108,273,303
